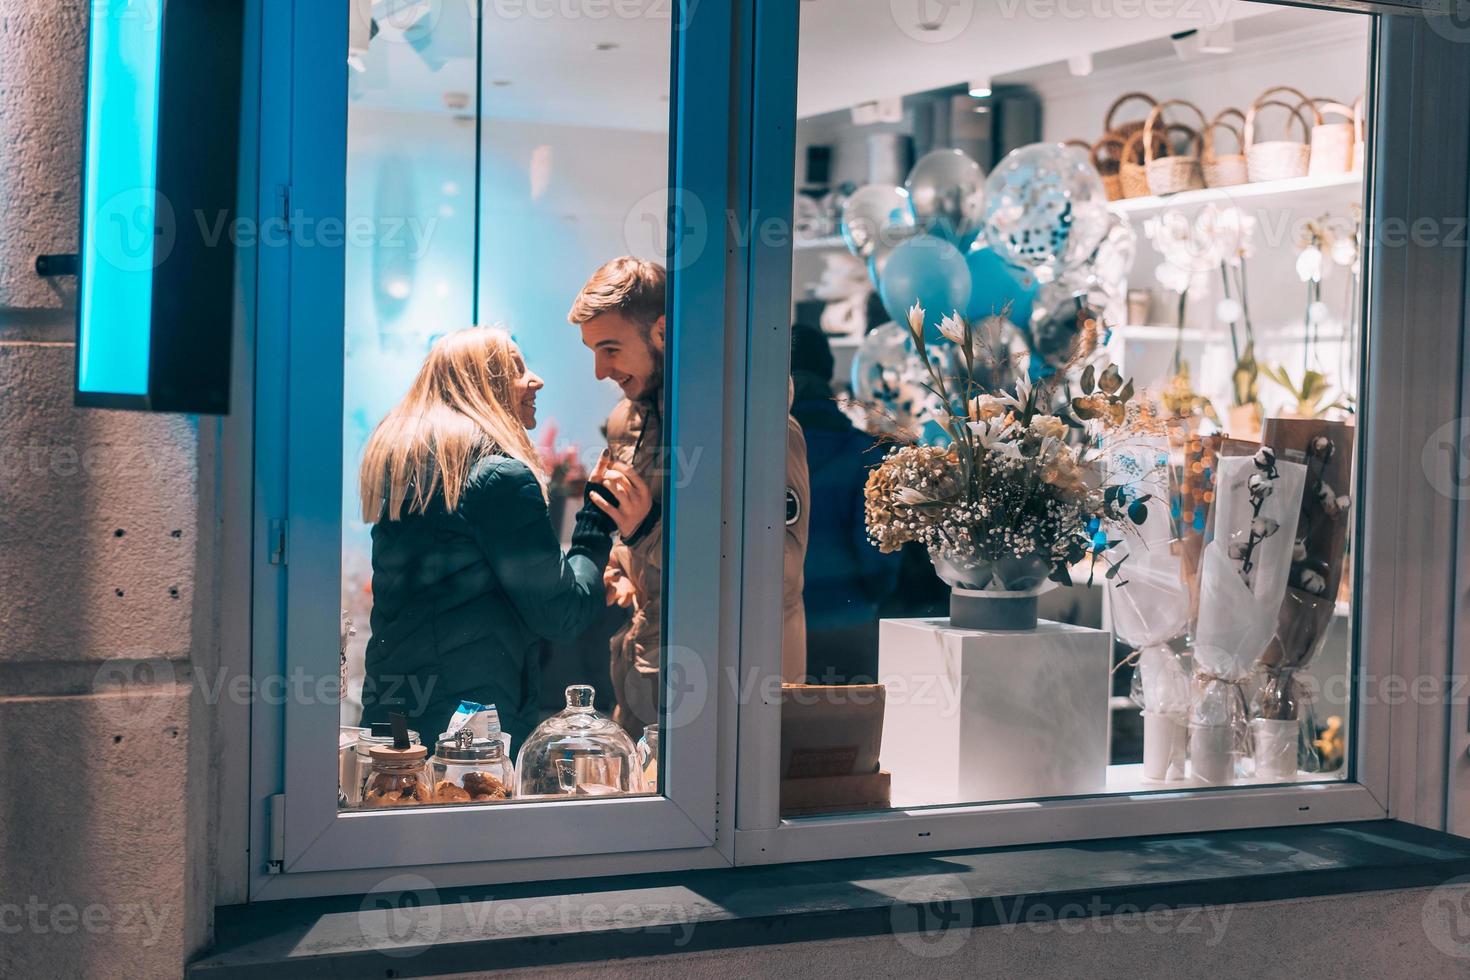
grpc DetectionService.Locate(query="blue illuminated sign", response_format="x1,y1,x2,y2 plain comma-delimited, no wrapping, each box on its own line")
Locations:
78,0,163,398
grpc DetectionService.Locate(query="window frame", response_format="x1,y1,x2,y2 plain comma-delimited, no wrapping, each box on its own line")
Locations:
243,0,743,896
729,1,1465,865
226,0,1470,901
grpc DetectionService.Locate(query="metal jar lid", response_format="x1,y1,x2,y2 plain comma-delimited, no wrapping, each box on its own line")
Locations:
434,726,503,762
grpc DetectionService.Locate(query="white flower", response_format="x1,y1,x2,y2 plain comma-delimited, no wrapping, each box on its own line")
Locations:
1307,301,1332,326
1215,297,1243,325
1330,236,1357,267
937,312,967,346
1300,569,1327,595
1296,246,1323,283
907,302,926,341
893,488,931,506
1155,261,1191,295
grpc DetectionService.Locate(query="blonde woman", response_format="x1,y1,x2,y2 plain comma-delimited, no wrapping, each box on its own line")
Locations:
358,326,650,752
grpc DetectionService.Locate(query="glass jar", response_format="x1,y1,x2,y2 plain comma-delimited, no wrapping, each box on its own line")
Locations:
360,742,431,807
636,723,660,791
515,685,642,797
430,727,514,803
342,723,422,807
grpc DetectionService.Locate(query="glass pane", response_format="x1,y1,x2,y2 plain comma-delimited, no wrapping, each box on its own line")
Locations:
781,3,1369,815
340,2,672,808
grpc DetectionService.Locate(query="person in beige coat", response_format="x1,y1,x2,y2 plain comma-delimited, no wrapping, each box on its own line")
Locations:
569,257,809,738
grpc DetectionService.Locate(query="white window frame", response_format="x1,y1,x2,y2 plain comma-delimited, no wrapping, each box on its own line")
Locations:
218,0,1470,902
730,2,1468,865
240,0,744,900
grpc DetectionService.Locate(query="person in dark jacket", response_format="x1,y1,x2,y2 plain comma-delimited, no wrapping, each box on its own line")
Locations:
357,326,651,752
789,323,900,683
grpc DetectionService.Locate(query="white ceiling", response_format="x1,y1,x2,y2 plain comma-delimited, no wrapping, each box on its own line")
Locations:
352,0,1346,130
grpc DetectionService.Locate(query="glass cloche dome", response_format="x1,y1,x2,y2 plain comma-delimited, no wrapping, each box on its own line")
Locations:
514,685,644,797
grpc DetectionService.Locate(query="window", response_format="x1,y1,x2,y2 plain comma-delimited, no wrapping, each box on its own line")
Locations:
734,0,1426,863
252,0,735,881
243,0,1463,897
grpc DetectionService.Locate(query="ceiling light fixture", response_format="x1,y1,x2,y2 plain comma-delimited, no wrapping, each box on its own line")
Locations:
968,78,992,98
1067,52,1093,76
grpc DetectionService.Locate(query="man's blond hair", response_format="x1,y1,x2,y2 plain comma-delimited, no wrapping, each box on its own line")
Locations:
567,257,666,331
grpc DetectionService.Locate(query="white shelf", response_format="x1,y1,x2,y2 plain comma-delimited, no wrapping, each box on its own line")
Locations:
1109,171,1363,218
794,234,846,251
1104,763,1342,794
1111,324,1349,343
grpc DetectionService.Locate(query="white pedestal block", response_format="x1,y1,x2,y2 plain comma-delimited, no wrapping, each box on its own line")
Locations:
878,617,1112,807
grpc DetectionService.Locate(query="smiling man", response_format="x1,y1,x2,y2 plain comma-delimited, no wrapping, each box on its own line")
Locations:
570,257,809,738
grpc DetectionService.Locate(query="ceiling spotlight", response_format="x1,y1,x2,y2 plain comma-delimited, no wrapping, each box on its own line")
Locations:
1198,21,1235,54
968,78,992,98
1068,52,1093,76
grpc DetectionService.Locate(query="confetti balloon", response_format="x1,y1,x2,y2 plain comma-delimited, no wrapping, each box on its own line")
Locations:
849,323,944,439
981,142,1110,284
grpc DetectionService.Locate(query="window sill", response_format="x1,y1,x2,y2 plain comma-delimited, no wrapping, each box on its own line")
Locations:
190,820,1470,978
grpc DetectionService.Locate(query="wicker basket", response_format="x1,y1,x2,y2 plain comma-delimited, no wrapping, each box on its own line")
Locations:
1308,99,1355,176
1119,129,1165,199
1351,94,1366,174
1142,100,1207,196
1102,91,1160,142
1202,108,1249,188
1245,86,1318,183
1091,134,1126,201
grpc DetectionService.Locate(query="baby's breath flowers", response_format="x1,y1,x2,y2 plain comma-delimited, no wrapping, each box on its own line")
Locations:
865,305,1141,591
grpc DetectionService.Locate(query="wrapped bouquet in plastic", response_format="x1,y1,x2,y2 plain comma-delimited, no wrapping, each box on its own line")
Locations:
1253,419,1355,780
1104,436,1191,780
1190,446,1306,784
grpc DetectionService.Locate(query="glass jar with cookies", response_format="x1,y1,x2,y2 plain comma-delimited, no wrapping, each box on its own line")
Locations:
429,727,515,804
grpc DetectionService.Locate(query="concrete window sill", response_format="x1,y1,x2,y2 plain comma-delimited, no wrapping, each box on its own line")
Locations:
189,821,1470,978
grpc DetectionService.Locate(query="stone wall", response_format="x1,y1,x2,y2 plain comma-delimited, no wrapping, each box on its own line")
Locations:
0,3,215,978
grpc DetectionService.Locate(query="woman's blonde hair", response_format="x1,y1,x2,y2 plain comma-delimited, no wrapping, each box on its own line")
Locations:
359,326,544,523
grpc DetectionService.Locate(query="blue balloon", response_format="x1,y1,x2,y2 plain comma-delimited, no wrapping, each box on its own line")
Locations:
964,245,1037,329
877,235,972,343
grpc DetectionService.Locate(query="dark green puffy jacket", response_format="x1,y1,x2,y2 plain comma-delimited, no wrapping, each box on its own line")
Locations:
360,455,614,753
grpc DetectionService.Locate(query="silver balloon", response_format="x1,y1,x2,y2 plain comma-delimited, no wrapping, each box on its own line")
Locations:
905,149,986,243
840,185,916,260
981,142,1110,284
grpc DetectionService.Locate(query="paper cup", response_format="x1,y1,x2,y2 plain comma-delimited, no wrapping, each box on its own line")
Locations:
1142,713,1188,781
1252,718,1299,782
1189,723,1236,785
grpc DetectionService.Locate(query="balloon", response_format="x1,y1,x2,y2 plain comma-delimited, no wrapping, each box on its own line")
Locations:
877,234,972,343
1027,285,1105,376
906,149,986,246
964,244,1037,329
840,185,916,261
981,142,1110,283
850,322,950,443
